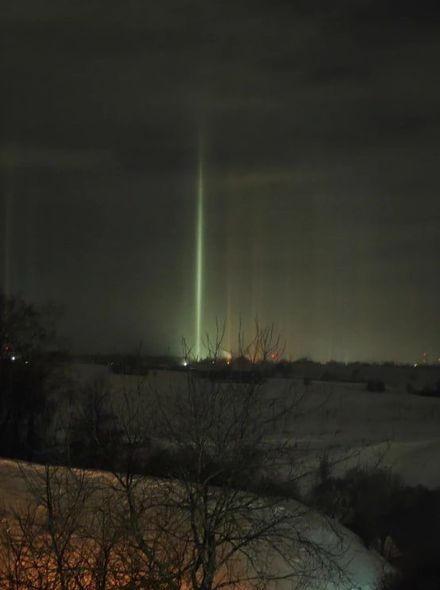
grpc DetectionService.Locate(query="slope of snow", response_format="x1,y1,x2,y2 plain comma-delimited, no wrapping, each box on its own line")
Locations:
0,459,391,590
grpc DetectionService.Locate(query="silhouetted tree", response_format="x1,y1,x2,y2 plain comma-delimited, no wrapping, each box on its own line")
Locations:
0,291,57,459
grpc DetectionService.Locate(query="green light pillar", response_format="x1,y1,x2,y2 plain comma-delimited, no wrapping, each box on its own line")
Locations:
195,135,204,359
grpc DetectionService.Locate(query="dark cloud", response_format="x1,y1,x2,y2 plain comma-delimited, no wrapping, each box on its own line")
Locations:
1,0,439,360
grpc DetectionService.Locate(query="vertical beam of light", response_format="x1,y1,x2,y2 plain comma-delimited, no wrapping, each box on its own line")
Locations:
195,135,204,359
3,153,16,300
225,193,233,354
3,187,12,299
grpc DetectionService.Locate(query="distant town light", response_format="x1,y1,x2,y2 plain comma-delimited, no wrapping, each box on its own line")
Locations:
11,355,16,361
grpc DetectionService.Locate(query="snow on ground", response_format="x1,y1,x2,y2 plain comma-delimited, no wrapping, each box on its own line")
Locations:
256,378,440,489
63,363,440,489
1,363,434,588
4,363,425,588
0,459,392,590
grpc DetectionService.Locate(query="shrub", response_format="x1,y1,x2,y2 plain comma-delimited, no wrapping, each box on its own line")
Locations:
366,379,386,392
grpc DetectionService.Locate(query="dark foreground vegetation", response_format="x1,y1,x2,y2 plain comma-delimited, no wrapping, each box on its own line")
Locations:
0,292,59,461
310,460,440,590
2,292,440,588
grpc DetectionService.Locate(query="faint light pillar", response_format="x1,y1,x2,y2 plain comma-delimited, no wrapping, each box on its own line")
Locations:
3,193,12,298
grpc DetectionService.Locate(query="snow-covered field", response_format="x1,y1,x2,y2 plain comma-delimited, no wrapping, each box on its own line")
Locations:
265,378,440,489
5,362,438,589
64,363,440,489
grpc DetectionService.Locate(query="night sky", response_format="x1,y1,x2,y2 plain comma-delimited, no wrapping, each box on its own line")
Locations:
1,0,440,362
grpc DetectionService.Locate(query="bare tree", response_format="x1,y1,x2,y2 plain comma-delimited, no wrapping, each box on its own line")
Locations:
237,318,285,365
104,323,346,590
133,366,344,590
0,464,143,590
0,464,95,590
0,325,351,590
203,319,227,363
0,292,60,459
